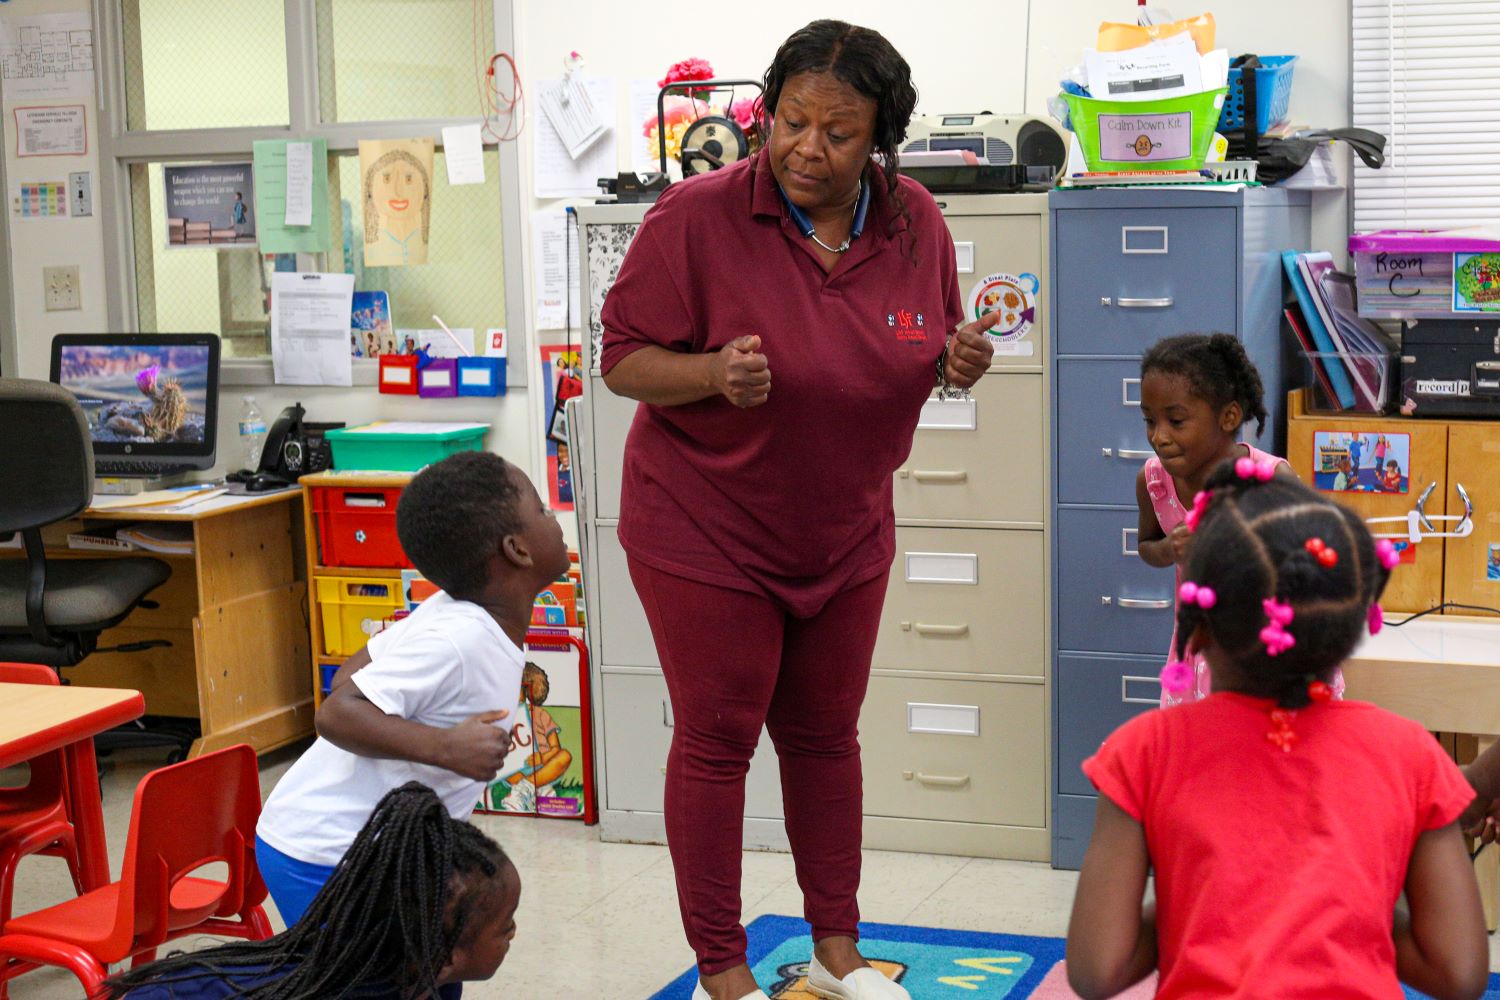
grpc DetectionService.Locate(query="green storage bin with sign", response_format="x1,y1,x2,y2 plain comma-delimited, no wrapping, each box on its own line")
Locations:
1063,88,1228,172
325,421,490,472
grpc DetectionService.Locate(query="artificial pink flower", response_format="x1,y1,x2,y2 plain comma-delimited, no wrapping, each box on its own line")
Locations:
641,95,712,138
658,58,714,89
728,97,763,131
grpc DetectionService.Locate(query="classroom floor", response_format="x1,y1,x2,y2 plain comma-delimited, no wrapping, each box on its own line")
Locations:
12,744,1500,998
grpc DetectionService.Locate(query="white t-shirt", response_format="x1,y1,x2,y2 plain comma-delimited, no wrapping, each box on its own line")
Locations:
257,591,523,867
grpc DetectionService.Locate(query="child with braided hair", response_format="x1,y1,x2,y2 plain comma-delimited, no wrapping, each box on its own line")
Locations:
1068,464,1487,1000
99,782,519,999
1134,333,1301,706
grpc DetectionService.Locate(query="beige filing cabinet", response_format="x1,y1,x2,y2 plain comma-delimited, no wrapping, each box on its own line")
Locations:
573,193,1050,860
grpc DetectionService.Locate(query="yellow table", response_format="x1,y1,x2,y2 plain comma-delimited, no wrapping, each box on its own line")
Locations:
1346,615,1500,928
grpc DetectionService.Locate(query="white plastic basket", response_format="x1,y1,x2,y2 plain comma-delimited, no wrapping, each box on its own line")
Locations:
1205,160,1259,182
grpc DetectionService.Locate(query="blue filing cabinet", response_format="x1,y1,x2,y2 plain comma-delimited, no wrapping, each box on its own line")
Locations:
1048,188,1311,868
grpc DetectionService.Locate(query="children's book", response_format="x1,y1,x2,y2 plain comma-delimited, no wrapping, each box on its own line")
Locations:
1284,305,1340,409
1282,250,1356,409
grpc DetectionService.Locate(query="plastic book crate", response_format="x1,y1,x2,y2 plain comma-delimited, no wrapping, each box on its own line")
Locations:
1218,56,1297,132
325,421,488,472
316,575,405,657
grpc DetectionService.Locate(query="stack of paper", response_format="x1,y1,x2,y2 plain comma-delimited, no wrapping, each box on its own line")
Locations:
117,522,195,555
1083,34,1229,103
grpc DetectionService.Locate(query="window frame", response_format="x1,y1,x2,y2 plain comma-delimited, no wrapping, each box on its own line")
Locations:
93,0,526,386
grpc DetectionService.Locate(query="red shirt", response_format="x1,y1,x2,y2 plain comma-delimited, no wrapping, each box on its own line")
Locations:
1084,694,1473,1000
600,154,963,616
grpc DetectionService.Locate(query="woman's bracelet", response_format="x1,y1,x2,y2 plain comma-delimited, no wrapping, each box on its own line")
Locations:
935,334,971,401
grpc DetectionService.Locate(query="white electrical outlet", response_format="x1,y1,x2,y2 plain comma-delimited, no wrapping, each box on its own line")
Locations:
43,266,80,311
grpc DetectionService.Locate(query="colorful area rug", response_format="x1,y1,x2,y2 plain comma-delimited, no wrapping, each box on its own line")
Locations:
650,915,1500,999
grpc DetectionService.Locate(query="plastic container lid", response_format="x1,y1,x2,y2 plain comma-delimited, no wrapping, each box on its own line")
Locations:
1349,229,1500,254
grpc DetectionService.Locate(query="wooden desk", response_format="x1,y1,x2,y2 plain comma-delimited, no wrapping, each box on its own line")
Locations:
7,490,313,758
0,683,144,890
1346,615,1500,928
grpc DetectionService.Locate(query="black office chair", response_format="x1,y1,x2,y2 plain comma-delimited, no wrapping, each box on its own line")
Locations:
0,378,190,759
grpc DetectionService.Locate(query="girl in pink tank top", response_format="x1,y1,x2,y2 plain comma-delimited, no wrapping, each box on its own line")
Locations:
1133,334,1341,706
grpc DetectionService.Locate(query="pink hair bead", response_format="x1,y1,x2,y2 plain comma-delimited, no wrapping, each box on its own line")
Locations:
1368,603,1384,636
1160,659,1194,695
1234,456,1278,482
1178,581,1217,608
1234,456,1255,479
1375,539,1401,571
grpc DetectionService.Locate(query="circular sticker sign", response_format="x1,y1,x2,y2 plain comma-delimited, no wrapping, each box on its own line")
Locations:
967,272,1039,343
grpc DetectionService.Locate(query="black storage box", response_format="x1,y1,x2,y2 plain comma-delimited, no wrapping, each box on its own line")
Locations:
1399,318,1500,417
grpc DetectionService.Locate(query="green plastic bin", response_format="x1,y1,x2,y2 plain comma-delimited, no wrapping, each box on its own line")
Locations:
1064,88,1228,172
325,421,489,471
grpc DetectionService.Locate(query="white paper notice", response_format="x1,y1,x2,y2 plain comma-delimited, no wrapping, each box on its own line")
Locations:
533,76,618,198
1084,33,1201,102
409,327,475,358
532,209,581,330
629,78,663,173
13,105,86,157
271,272,356,386
537,75,608,159
283,141,314,227
441,123,486,185
0,11,94,101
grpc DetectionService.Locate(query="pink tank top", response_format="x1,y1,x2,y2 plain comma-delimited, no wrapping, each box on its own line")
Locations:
1142,445,1343,707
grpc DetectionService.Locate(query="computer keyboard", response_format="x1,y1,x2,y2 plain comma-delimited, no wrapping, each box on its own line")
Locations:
95,460,193,477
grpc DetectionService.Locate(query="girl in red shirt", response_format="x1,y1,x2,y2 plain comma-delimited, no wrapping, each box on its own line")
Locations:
1068,465,1487,1000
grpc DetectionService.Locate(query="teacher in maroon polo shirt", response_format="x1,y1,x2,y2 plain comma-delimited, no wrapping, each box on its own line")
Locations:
600,20,998,1000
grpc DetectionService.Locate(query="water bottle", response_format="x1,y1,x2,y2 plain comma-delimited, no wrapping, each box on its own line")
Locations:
238,395,266,472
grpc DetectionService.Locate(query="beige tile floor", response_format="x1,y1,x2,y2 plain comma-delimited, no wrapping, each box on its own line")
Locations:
10,744,1500,998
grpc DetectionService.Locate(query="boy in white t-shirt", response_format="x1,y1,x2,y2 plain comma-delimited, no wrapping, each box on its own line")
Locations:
256,451,568,925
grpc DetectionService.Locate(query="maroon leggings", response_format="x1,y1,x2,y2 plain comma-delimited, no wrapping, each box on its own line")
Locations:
629,559,889,975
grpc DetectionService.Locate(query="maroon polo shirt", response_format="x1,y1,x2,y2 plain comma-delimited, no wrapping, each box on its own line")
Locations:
600,153,963,618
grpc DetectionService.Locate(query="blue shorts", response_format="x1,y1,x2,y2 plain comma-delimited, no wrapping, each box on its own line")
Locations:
255,835,337,928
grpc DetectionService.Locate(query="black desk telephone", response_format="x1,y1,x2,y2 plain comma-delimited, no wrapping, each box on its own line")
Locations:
228,403,343,491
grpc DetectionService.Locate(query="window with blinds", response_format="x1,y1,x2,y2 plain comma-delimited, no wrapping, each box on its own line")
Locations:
1352,0,1500,230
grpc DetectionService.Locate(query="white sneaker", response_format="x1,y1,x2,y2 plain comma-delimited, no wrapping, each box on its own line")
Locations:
690,982,768,1000
806,954,912,1000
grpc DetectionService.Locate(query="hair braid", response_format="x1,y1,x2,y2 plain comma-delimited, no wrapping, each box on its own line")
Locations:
96,783,509,1000
1173,461,1391,708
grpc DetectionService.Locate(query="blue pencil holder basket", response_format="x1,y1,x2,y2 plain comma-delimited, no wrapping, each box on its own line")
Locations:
1218,55,1297,132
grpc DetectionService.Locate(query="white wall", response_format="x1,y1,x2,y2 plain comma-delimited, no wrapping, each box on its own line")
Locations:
2,0,1355,483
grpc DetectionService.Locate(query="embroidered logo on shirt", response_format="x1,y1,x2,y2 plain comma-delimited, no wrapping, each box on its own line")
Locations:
887,308,926,343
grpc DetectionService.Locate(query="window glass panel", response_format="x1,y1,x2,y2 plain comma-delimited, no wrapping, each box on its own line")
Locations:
334,149,506,343
131,163,273,359
318,0,493,122
124,0,289,131
130,152,505,361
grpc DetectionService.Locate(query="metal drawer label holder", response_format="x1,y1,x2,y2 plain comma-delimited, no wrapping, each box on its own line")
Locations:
904,552,979,584
907,702,981,736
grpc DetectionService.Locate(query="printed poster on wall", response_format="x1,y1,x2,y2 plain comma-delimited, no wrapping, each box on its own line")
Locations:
538,344,580,512
967,271,1039,356
164,163,256,248
359,138,434,267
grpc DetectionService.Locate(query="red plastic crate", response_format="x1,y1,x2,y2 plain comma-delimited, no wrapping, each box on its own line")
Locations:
312,486,412,568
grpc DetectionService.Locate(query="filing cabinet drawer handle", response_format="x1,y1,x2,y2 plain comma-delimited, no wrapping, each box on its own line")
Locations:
915,772,970,788
913,622,970,637
1101,448,1155,461
912,470,968,484
1121,378,1141,406
1101,297,1174,309
1121,675,1163,705
1110,597,1172,610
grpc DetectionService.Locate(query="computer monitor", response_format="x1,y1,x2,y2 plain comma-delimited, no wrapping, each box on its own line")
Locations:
49,333,220,471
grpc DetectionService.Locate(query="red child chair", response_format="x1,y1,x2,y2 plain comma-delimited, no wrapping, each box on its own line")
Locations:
0,663,84,927
0,744,272,995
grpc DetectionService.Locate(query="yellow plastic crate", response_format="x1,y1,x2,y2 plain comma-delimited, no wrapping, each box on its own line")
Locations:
316,575,405,657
